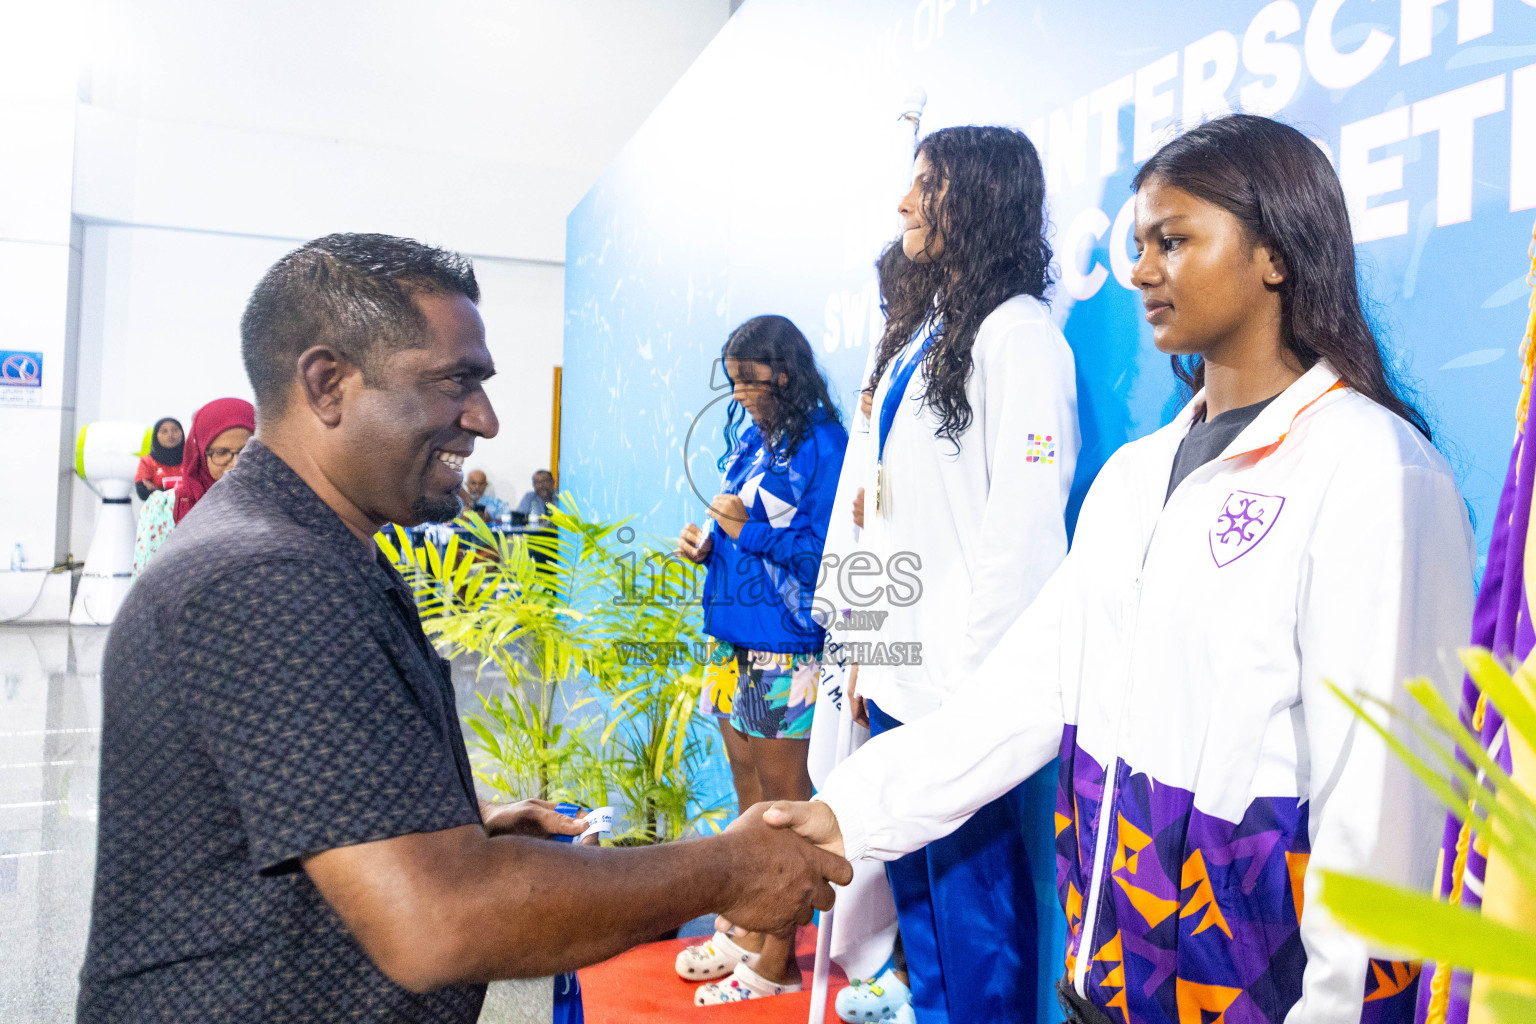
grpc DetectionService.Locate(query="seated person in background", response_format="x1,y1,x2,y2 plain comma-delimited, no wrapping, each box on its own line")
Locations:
134,417,184,500
459,468,509,522
131,398,254,579
515,469,556,521
82,232,848,1024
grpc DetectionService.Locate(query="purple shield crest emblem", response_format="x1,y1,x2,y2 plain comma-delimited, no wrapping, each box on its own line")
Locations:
1209,490,1285,567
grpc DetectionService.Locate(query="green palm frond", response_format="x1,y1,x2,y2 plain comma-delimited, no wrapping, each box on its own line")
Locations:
1317,871,1536,979
376,496,728,843
1322,647,1536,1020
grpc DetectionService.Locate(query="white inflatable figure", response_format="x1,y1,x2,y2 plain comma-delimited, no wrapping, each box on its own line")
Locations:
70,421,149,626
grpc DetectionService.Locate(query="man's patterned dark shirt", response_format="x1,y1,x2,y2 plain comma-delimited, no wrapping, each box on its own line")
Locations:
79,441,486,1022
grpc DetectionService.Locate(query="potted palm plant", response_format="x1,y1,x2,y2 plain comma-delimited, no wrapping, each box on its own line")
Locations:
378,499,731,845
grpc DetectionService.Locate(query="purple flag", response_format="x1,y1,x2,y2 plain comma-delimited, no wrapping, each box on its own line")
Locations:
1415,272,1536,1023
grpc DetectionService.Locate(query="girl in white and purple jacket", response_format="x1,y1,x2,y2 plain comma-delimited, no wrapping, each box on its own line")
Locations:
770,114,1476,1024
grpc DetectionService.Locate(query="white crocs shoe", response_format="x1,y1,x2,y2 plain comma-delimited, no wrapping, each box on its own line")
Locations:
693,962,802,1005
880,1004,916,1024
836,968,911,1022
673,930,760,981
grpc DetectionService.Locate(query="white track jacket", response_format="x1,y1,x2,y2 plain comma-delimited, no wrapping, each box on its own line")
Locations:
834,293,1079,722
817,362,1476,1024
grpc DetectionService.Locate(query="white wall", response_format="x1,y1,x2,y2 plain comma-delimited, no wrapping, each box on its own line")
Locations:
0,5,78,571
68,226,564,545
72,0,731,261
475,258,566,503
0,0,730,567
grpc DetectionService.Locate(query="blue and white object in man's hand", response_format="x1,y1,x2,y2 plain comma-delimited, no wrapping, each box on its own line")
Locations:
552,802,585,844
578,806,614,842
551,803,613,843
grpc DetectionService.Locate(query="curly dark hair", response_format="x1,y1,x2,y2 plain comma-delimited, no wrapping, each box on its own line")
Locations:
868,125,1053,448
718,315,842,469
1134,114,1431,440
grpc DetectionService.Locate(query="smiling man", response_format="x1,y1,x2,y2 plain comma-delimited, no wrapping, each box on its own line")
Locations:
78,234,850,1023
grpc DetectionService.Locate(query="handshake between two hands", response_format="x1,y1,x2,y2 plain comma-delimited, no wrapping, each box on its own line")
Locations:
480,796,852,939
754,800,845,859
478,798,842,854
710,800,853,936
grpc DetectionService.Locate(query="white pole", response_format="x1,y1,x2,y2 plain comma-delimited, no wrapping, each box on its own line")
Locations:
805,83,924,1024
806,884,836,1022
805,695,856,1024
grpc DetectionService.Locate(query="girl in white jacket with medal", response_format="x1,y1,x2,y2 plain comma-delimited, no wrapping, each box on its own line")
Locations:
771,115,1475,1024
832,125,1080,1024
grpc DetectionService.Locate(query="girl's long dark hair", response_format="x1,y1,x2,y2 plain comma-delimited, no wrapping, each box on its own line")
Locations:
718,315,842,469
869,125,1053,447
1134,113,1432,439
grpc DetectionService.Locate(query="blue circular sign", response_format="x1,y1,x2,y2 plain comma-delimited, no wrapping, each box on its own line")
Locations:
0,353,41,385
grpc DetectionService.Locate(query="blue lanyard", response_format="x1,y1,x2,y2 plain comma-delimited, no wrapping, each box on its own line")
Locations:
877,324,938,462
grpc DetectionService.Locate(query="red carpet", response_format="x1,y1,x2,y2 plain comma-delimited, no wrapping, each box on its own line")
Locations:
579,927,849,1023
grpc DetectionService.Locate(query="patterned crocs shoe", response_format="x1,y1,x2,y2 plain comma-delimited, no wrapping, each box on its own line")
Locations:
693,962,802,1005
835,968,912,1022
673,930,761,982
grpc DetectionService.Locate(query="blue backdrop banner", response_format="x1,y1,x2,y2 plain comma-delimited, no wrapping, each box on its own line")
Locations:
561,2,1535,1015
564,0,1534,559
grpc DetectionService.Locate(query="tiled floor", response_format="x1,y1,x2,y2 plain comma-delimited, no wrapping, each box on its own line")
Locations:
0,625,102,1024
0,624,552,1024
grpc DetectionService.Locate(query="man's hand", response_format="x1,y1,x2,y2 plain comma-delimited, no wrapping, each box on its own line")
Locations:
676,523,713,564
716,803,852,933
852,487,865,529
847,664,868,728
761,800,846,860
480,799,586,840
706,494,748,540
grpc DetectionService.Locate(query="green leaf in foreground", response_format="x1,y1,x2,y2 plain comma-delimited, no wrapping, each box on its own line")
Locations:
1319,870,1536,982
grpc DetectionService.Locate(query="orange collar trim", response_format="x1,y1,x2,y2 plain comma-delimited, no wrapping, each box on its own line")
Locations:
1222,380,1348,463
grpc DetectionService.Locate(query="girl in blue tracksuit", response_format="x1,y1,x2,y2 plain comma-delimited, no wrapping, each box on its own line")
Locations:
674,314,847,1005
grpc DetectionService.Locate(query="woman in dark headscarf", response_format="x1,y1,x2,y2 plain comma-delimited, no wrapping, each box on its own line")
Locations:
133,398,254,578
134,417,184,500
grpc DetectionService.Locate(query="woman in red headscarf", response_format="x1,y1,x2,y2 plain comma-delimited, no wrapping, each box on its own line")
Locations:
170,398,255,524
133,398,255,577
